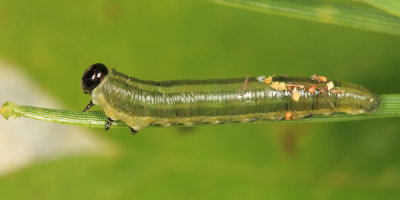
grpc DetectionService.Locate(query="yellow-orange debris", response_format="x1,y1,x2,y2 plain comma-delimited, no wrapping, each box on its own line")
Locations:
291,89,300,102
270,82,287,91
327,81,334,90
264,76,273,84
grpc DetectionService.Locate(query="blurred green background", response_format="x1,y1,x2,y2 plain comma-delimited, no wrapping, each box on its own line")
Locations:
1,0,400,199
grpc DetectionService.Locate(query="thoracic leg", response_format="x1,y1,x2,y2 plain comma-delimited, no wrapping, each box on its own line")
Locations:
105,117,113,131
83,100,94,112
129,127,138,135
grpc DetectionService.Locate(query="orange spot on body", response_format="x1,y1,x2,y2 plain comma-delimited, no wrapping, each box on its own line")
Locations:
308,84,316,94
285,112,292,120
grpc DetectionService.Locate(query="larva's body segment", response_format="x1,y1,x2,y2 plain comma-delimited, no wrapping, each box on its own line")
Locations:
89,69,380,131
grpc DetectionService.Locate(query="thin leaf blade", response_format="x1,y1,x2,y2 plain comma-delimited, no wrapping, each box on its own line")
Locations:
210,0,400,36
361,0,400,18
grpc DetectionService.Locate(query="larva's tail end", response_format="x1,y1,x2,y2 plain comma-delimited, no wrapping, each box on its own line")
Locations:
367,94,381,113
1,101,18,120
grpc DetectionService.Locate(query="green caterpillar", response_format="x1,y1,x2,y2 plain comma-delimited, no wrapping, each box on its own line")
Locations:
81,63,380,134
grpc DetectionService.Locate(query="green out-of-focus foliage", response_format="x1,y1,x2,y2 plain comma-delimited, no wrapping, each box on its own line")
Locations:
1,0,400,199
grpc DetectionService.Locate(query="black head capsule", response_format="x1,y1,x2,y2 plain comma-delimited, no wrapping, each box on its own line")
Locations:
81,63,109,94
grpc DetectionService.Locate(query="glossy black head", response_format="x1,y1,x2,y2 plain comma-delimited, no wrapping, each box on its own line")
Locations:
81,63,109,94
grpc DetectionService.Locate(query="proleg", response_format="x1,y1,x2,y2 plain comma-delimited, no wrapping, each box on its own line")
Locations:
81,63,380,133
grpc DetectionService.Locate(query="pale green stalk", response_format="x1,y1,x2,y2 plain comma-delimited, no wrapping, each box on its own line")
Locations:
209,0,400,36
361,0,400,18
1,101,125,128
1,94,399,129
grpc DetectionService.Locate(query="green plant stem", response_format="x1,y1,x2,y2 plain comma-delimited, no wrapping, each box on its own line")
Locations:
361,0,400,18
1,94,399,128
209,0,400,36
0,101,126,128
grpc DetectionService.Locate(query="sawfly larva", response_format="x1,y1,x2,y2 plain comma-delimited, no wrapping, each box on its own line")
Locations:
81,63,380,134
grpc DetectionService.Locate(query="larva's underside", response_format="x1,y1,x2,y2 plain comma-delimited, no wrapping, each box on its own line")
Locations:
90,69,379,131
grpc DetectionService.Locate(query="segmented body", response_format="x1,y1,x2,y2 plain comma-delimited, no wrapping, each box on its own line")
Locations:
90,69,379,130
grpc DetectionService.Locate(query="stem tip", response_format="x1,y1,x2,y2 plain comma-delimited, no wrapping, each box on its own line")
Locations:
1,101,19,120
